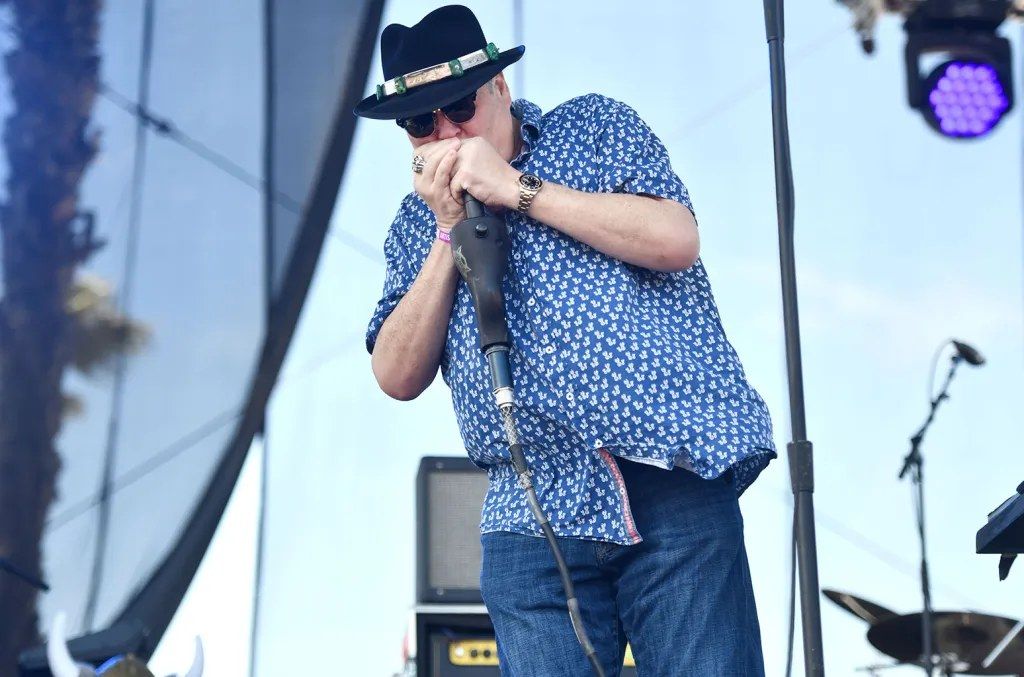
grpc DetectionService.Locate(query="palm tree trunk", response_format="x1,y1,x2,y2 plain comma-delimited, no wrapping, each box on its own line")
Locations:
0,1,101,673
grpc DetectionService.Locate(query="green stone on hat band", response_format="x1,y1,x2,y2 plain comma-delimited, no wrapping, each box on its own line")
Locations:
377,43,502,98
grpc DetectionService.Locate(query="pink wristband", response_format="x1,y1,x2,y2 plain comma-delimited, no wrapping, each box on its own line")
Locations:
436,228,451,244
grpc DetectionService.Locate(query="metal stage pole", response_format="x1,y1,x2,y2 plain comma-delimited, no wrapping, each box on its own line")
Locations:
761,1,826,674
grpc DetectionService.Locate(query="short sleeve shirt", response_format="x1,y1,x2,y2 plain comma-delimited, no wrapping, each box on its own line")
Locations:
366,94,776,545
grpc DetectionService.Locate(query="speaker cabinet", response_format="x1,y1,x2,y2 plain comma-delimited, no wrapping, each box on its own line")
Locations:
417,456,489,604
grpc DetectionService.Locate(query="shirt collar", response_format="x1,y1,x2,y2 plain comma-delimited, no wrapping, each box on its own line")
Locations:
511,98,541,163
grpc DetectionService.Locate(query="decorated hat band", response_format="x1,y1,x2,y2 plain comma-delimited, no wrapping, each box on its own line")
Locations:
376,42,501,100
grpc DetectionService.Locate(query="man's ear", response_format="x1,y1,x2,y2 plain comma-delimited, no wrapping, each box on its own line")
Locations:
493,72,509,97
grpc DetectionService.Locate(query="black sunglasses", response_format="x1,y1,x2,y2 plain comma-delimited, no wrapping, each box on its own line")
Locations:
396,92,478,138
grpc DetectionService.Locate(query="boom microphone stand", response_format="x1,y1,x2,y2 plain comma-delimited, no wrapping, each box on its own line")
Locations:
450,194,606,677
898,340,985,676
761,1,826,674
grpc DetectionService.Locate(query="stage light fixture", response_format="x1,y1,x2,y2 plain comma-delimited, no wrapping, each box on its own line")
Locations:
839,0,1018,139
903,0,1014,139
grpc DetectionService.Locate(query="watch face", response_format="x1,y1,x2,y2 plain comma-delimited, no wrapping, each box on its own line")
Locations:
520,173,542,190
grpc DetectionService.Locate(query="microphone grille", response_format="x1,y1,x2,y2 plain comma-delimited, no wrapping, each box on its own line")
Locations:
952,340,985,366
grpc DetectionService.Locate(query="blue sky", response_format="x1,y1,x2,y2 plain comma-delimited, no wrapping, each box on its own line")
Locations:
135,1,1024,675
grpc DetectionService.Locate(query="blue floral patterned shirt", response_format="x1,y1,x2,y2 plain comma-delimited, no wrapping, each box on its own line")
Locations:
367,95,776,545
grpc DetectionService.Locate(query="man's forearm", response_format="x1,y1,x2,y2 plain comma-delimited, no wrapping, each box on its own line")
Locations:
451,137,698,272
526,182,699,273
371,240,459,400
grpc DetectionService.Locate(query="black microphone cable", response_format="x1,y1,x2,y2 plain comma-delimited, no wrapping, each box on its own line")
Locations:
451,193,606,677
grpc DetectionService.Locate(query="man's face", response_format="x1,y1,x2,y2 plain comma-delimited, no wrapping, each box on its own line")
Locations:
407,74,516,161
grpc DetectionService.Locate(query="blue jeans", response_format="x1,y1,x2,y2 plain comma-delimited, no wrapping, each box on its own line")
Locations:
479,458,764,676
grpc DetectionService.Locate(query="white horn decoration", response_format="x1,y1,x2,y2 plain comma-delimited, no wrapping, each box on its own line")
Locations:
177,636,204,677
47,612,95,677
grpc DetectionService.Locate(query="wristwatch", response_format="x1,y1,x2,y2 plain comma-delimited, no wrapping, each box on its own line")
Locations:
516,172,543,214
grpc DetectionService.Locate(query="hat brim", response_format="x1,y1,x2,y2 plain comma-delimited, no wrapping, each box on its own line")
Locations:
353,45,525,120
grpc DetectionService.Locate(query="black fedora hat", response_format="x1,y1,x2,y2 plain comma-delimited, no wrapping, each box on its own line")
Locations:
353,5,524,121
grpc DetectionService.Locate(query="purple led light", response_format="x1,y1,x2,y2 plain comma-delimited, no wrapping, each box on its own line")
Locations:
927,61,1009,138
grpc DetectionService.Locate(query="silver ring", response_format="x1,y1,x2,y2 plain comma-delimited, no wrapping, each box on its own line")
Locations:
412,154,426,174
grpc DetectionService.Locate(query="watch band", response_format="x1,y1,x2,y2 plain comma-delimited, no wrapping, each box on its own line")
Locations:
516,174,543,213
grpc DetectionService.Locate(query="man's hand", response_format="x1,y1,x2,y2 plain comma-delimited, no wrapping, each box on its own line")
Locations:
451,137,520,211
413,138,465,231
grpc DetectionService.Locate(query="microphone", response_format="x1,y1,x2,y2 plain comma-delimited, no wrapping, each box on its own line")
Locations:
952,339,985,366
450,193,513,394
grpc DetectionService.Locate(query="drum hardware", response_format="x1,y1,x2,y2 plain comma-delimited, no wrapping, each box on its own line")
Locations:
823,588,1024,676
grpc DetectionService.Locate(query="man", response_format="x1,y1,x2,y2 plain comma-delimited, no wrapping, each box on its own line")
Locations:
355,5,776,675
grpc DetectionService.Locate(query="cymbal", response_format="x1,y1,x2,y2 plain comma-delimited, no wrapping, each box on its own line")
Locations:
867,611,1024,675
822,589,899,625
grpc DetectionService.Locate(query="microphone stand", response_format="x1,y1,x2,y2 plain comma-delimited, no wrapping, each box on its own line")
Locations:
898,354,964,676
450,194,606,677
762,1,825,674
